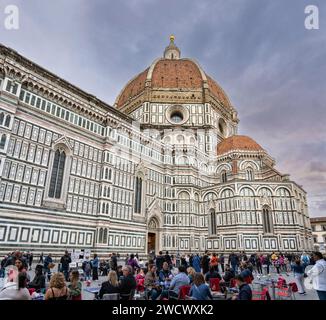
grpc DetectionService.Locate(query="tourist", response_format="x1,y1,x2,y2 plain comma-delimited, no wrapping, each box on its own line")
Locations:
43,253,53,281
292,257,306,295
44,272,70,300
127,254,140,273
164,251,172,269
231,275,252,300
192,254,201,273
118,265,136,300
0,271,31,300
201,250,210,275
15,258,27,273
39,252,44,264
229,252,239,274
256,254,263,275
162,265,190,299
144,264,161,300
220,253,225,273
159,262,172,283
189,272,213,300
91,254,99,281
220,264,234,292
82,256,92,281
60,251,72,281
28,252,33,271
110,253,118,271
180,255,188,268
155,251,165,271
28,264,45,292
307,252,326,300
116,265,123,280
187,267,196,284
239,262,253,280
135,268,146,292
301,251,310,270
68,270,82,300
210,253,218,271
205,266,222,283
98,270,119,299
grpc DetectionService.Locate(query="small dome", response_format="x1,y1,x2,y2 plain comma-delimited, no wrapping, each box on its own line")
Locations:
216,135,264,156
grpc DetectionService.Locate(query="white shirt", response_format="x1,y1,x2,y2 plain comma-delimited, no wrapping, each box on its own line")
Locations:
307,259,326,291
0,282,31,300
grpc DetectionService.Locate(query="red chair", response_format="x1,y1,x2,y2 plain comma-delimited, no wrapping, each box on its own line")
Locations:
178,285,191,300
209,278,221,292
252,287,270,300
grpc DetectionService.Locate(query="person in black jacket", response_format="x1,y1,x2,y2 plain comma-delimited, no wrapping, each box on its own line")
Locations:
201,251,210,275
60,251,72,281
28,264,45,292
164,251,172,269
232,275,252,300
204,266,222,282
118,265,136,300
155,251,165,272
98,271,120,299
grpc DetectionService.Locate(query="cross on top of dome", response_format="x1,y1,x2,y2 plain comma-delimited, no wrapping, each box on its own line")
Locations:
164,35,181,59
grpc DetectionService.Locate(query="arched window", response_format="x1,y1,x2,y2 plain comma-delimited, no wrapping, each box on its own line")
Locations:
221,170,227,183
246,168,254,181
103,228,108,244
102,203,105,213
0,112,4,125
262,207,273,234
0,134,6,149
99,228,103,243
210,209,216,235
106,203,109,214
4,115,10,127
134,177,142,213
48,149,66,198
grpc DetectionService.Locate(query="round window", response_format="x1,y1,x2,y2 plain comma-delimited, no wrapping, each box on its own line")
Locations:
170,111,183,123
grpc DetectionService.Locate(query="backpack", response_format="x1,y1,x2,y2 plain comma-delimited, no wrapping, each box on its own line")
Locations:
302,256,309,264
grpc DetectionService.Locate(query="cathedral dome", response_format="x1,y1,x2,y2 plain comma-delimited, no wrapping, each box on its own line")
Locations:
216,135,264,156
115,36,231,111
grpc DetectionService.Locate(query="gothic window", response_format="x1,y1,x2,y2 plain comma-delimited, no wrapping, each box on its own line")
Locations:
48,149,66,198
221,170,227,183
0,112,4,125
0,134,6,149
246,168,254,181
103,229,108,244
262,207,273,234
99,228,103,243
210,209,216,235
134,176,142,213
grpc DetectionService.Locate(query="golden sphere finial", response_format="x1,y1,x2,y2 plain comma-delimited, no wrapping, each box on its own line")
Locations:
170,35,175,42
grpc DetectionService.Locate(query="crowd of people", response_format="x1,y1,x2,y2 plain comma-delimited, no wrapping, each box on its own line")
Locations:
0,249,325,300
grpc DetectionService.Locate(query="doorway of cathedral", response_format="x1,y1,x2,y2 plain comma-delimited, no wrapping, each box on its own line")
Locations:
147,232,156,254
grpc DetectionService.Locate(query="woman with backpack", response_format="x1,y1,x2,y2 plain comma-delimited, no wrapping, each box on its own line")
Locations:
82,257,92,281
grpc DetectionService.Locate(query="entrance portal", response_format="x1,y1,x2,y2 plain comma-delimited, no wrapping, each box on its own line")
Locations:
148,232,156,253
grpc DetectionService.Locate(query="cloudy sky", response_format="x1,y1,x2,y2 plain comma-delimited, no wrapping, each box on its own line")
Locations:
1,0,325,216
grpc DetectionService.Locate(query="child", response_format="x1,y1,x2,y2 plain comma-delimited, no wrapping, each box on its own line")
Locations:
68,270,82,300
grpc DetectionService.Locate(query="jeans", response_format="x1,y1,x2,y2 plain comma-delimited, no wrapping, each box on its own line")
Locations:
317,290,326,300
294,273,305,293
149,288,161,300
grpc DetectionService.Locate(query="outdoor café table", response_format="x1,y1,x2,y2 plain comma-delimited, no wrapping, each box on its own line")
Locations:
211,291,226,300
253,278,276,300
